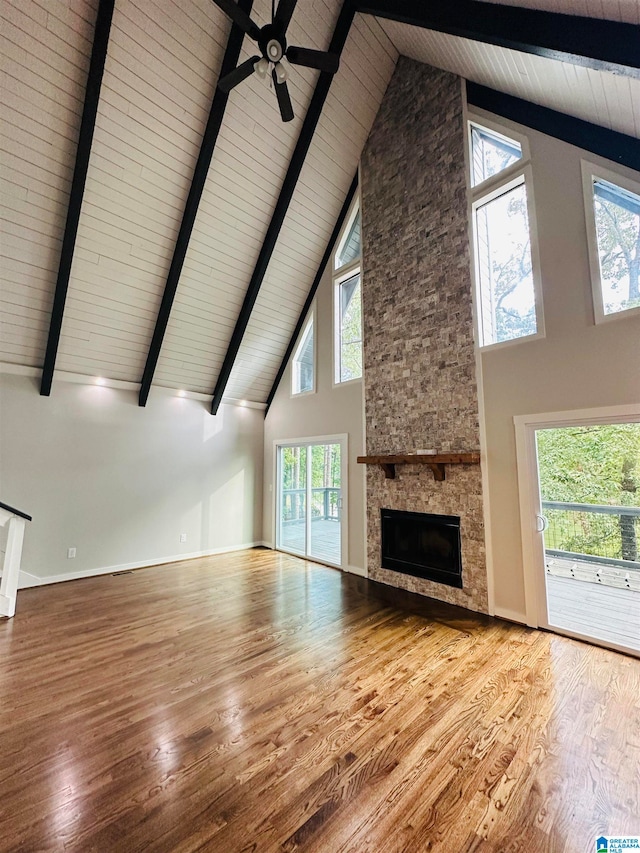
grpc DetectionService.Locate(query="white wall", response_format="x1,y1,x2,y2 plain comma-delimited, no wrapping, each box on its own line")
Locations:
0,373,264,583
263,260,367,574
472,107,640,621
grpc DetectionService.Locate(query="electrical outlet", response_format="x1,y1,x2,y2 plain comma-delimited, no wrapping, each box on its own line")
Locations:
67,547,76,559
180,533,187,543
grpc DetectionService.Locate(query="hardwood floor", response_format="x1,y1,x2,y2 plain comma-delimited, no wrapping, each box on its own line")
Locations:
1,549,638,853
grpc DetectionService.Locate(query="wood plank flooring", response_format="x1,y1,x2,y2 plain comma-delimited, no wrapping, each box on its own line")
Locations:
1,548,639,853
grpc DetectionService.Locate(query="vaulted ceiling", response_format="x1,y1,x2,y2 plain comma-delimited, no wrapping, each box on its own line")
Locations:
1,0,638,409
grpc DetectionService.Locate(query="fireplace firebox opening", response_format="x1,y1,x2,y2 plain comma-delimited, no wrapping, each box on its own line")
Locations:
381,509,463,588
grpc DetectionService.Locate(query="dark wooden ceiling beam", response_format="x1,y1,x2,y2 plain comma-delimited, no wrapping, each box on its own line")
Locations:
209,0,356,415
467,83,640,172
40,0,115,396
138,0,254,407
264,172,358,416
356,0,640,78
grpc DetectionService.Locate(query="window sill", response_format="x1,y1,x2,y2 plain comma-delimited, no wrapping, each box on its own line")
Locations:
333,376,363,389
477,329,545,353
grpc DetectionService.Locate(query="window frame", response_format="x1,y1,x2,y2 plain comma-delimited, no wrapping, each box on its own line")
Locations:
290,305,316,398
467,116,545,351
334,193,361,273
581,159,640,325
333,193,363,386
468,117,530,193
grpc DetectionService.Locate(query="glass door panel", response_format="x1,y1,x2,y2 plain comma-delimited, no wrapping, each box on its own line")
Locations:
279,445,307,556
535,422,640,653
276,439,344,567
309,443,341,565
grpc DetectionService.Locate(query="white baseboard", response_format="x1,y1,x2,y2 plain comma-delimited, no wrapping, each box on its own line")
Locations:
494,606,527,625
249,545,366,578
17,542,264,589
17,570,43,588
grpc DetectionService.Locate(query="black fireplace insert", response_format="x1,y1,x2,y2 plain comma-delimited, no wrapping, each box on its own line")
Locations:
381,508,462,588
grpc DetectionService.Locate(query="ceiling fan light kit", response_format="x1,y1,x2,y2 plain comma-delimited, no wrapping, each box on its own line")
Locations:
274,60,288,83
254,57,270,78
213,0,340,122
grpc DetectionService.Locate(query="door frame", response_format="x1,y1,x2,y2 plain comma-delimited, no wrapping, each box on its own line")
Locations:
273,434,348,569
514,404,640,649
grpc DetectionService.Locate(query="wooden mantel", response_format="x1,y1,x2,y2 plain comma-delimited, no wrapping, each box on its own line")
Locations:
357,452,480,481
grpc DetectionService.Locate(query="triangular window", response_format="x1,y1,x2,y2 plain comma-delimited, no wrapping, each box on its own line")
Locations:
335,208,361,271
292,314,314,395
471,124,522,187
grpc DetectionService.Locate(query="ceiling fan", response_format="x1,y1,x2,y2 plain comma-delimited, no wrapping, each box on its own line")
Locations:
212,0,340,122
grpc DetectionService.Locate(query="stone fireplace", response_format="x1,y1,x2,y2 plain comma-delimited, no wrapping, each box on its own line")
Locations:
360,57,488,613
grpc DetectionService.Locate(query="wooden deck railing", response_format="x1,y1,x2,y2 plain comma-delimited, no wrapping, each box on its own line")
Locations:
542,500,639,569
281,487,340,524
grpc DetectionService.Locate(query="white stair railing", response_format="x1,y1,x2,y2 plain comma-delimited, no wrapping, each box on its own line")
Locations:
0,502,32,618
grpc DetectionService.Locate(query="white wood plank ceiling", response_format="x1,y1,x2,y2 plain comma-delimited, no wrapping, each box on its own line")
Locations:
1,0,98,369
377,17,640,140
58,0,233,381
153,4,397,397
153,0,340,394
1,0,638,405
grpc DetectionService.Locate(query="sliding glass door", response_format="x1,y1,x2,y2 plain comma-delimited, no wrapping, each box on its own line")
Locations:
276,437,346,567
515,409,640,657
535,422,640,654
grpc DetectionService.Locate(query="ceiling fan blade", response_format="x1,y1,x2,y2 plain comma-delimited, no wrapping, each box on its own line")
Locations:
210,0,261,41
218,55,260,93
286,46,339,74
272,70,294,122
274,0,297,32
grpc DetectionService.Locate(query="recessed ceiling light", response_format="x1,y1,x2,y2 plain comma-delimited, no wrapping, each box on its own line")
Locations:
95,377,106,386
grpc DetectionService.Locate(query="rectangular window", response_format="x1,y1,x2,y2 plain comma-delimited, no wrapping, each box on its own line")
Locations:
292,313,314,395
474,177,537,346
585,169,640,320
337,272,362,382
